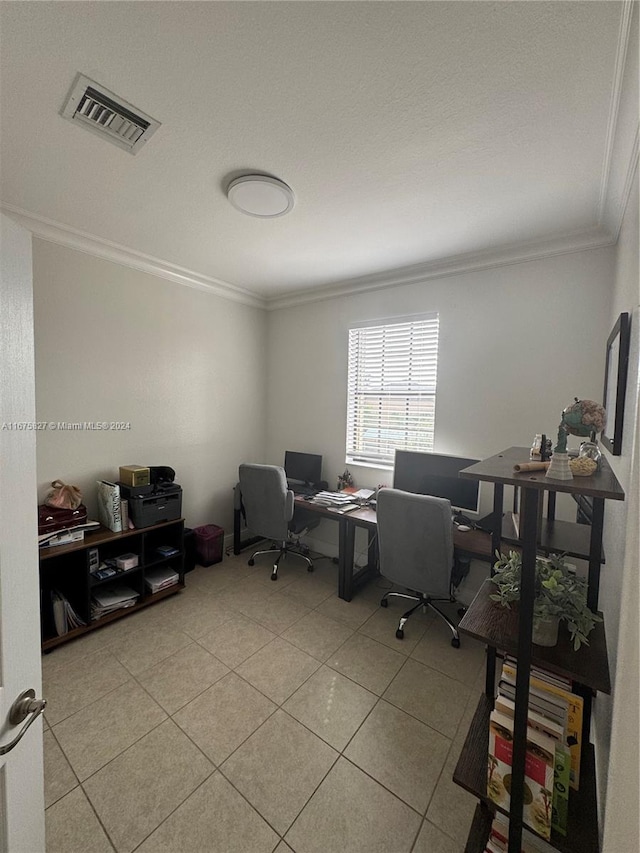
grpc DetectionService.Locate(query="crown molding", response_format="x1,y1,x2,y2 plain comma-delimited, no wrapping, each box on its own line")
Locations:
597,0,635,221
265,228,616,311
0,207,619,315
0,203,266,310
598,0,639,240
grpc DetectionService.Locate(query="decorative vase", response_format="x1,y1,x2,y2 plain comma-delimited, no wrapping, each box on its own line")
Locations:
532,615,560,647
545,451,573,480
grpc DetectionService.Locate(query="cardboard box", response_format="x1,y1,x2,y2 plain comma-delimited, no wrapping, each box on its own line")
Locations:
119,465,150,487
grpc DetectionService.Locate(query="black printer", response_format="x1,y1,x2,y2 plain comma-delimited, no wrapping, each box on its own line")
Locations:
118,466,182,528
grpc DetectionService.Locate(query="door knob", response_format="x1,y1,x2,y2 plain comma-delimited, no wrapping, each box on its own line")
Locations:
0,689,47,756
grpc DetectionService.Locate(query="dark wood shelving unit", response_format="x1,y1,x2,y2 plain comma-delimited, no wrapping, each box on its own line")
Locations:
454,696,600,853
499,514,605,564
458,580,610,693
465,804,495,853
454,448,624,853
39,518,185,651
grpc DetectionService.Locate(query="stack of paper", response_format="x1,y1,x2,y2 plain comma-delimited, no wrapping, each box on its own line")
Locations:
51,590,86,635
145,566,179,593
91,584,139,621
313,491,357,506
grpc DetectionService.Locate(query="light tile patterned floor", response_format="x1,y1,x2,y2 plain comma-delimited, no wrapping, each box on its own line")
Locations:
43,551,483,852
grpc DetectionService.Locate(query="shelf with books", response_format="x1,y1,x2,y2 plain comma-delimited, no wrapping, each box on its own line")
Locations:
89,566,143,587
455,448,623,853
454,696,599,853
39,518,185,652
458,580,610,693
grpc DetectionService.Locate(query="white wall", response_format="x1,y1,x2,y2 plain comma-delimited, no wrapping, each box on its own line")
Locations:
597,175,639,852
32,239,267,535
266,246,614,557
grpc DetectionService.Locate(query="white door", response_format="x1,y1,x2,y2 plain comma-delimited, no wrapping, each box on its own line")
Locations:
0,213,45,851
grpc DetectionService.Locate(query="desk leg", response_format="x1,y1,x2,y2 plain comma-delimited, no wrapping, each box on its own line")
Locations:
339,520,355,602
367,528,378,575
233,507,241,555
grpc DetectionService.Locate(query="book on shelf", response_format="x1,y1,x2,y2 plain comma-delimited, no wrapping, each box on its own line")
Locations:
550,740,571,836
51,590,86,635
97,480,122,532
492,693,570,836
501,658,583,790
487,812,556,853
497,678,568,730
493,695,565,744
156,544,180,558
90,583,139,620
487,709,555,841
145,566,179,593
120,498,129,532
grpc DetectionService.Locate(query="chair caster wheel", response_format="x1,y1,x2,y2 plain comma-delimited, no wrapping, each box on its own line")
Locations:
380,599,388,608
451,637,461,648
396,629,404,640
248,559,255,566
307,565,314,572
271,572,278,581
457,607,467,617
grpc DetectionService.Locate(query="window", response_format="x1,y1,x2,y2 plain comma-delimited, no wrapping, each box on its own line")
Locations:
346,314,439,467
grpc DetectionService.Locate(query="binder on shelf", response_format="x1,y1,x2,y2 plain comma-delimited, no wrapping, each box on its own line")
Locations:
97,480,122,532
51,589,86,635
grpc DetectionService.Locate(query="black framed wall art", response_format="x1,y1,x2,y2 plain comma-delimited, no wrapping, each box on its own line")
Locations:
602,312,631,456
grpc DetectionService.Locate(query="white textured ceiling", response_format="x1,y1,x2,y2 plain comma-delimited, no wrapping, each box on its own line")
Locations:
0,1,632,303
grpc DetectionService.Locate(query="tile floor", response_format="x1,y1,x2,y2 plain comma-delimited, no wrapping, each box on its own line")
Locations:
43,550,486,853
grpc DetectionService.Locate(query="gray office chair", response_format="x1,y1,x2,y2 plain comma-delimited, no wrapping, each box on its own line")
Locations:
238,463,314,581
376,488,460,648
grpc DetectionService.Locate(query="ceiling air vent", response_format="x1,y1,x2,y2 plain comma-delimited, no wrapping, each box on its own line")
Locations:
61,74,160,155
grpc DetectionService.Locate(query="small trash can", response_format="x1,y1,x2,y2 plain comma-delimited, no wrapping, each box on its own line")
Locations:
193,524,225,567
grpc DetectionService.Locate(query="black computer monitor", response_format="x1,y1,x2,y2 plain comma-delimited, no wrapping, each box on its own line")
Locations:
284,451,323,486
392,450,480,515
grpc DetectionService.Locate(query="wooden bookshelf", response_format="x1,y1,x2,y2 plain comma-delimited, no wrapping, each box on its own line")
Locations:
458,580,610,693
499,513,605,564
454,448,623,853
40,519,185,651
454,696,600,853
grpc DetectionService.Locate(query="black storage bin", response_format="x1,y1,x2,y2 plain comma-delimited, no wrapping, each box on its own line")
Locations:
193,524,224,567
183,528,197,573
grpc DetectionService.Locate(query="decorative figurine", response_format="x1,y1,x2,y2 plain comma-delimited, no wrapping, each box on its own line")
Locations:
546,399,606,481
337,468,354,491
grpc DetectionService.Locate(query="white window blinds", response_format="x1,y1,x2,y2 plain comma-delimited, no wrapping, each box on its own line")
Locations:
346,315,439,466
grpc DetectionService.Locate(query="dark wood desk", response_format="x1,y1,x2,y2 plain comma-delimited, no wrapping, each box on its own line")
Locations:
293,497,495,601
232,492,496,602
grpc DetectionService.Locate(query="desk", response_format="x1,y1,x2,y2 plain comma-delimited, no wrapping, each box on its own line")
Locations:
232,493,496,602
294,497,495,601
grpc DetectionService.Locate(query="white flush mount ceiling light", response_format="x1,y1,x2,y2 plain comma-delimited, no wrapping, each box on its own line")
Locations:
227,175,295,218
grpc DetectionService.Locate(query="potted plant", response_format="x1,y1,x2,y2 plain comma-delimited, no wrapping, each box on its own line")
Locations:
490,551,601,650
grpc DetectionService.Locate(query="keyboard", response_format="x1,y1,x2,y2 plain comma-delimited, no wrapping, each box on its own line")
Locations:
289,484,316,496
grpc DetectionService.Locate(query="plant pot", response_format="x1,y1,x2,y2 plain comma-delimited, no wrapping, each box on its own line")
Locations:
532,615,560,647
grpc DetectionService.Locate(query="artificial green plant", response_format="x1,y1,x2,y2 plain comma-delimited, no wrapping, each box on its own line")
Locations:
490,550,601,650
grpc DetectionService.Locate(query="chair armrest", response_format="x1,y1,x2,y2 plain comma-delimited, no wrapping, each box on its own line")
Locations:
233,482,242,511
285,489,294,521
